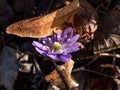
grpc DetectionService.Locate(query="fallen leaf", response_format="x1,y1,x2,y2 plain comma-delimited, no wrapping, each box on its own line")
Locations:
47,84,60,90
0,46,19,90
114,78,120,90
74,14,97,41
45,60,79,89
73,0,98,43
6,0,80,38
94,9,120,54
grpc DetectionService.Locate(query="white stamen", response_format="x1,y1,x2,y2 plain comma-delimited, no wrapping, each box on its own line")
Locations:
65,35,67,38
48,37,51,41
57,35,61,38
67,38,71,42
42,40,46,44
42,46,49,50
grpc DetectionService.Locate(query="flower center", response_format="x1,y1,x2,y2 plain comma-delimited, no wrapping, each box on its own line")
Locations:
53,42,61,51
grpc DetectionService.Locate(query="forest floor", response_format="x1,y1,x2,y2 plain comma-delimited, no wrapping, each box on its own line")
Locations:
0,0,120,90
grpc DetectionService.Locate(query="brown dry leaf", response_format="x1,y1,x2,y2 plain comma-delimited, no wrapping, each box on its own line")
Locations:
73,0,98,43
45,60,79,89
114,78,120,89
6,0,80,38
94,8,120,54
0,46,19,90
47,84,60,90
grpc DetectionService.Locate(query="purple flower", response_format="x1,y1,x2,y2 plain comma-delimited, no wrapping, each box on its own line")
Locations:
32,28,80,62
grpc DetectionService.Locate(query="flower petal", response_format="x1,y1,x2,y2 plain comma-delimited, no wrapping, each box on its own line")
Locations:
67,34,80,44
32,41,50,51
32,41,43,48
47,54,59,61
52,49,64,54
40,37,53,47
56,32,63,43
58,53,71,62
62,27,73,43
52,34,57,42
32,27,80,63
64,27,73,38
34,47,47,56
40,37,49,44
62,43,80,53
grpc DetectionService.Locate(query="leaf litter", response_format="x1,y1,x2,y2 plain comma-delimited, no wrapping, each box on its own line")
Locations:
0,0,120,90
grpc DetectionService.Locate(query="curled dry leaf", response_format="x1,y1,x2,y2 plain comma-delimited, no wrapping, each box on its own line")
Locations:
94,9,120,54
73,0,98,43
114,78,120,89
74,14,97,42
6,0,80,38
45,60,79,89
47,84,60,90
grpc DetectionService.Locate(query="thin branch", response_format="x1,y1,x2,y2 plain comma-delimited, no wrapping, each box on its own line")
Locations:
46,0,54,14
80,4,109,15
33,58,41,72
73,66,114,79
99,53,120,58
84,56,98,67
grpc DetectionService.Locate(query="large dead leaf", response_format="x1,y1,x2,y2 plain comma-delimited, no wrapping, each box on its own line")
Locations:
73,0,98,43
6,0,80,38
94,8,120,54
45,60,79,89
0,46,19,90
